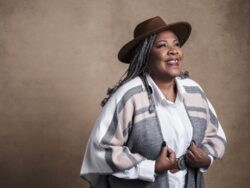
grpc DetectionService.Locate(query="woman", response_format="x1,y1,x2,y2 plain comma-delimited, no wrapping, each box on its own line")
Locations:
80,16,226,188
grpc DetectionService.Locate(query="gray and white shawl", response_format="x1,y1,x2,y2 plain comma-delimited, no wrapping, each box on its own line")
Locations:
80,76,227,188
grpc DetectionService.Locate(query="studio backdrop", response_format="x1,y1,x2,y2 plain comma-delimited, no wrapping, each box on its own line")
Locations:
0,0,249,187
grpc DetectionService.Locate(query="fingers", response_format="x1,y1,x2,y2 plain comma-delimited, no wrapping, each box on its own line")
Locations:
162,144,176,161
161,141,166,148
160,142,175,160
160,141,167,156
155,144,169,173
160,146,168,157
186,142,199,168
188,142,198,152
155,142,177,173
186,143,210,168
167,147,176,161
186,150,196,161
167,147,174,153
188,142,202,159
186,150,196,167
189,143,207,158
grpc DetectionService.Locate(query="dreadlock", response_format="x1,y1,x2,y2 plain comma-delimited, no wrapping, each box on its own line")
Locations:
101,34,157,107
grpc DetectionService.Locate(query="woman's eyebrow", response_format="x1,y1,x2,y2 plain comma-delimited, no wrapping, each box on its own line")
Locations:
155,40,167,43
155,39,179,43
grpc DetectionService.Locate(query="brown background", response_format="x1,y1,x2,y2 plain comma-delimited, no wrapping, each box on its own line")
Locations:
0,0,249,187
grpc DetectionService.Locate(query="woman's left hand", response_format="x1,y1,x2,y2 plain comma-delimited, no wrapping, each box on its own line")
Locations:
185,142,211,169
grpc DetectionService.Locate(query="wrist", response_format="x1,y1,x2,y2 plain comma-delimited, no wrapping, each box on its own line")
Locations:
154,160,160,174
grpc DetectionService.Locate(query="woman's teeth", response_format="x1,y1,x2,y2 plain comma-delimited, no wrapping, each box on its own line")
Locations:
166,59,179,65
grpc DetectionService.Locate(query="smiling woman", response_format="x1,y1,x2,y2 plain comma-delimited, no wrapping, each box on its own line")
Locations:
80,16,227,188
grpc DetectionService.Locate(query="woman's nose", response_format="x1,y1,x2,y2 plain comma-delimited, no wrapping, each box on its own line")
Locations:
167,46,178,55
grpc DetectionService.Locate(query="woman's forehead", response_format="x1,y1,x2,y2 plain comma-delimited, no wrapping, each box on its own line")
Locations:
155,30,179,41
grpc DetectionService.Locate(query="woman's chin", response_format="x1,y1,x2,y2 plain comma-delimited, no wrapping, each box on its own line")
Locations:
165,70,181,78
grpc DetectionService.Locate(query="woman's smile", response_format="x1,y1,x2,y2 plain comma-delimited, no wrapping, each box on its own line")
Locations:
165,58,180,66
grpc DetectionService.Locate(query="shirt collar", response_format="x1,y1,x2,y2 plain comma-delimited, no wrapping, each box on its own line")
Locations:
145,74,186,106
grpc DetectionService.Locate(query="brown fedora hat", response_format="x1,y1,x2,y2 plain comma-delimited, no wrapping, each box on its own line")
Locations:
118,16,192,63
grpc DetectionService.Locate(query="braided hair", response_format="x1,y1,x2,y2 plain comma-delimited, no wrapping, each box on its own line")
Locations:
101,34,157,107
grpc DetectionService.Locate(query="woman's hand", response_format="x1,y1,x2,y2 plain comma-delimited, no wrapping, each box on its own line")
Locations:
186,142,211,169
155,142,177,173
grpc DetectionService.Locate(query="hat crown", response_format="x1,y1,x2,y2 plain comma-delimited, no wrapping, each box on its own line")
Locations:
134,16,167,38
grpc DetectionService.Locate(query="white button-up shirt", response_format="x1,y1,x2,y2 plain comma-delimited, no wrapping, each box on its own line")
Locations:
147,74,193,188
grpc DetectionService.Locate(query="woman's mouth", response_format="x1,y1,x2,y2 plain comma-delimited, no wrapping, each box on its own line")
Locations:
166,59,179,65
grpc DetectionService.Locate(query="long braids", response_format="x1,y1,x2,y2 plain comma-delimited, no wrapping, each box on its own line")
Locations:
101,34,156,107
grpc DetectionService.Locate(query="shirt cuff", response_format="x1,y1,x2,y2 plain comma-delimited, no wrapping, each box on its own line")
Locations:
112,166,139,179
200,155,214,173
137,160,156,182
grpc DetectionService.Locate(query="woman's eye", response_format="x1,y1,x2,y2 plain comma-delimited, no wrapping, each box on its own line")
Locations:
157,43,167,48
175,42,180,47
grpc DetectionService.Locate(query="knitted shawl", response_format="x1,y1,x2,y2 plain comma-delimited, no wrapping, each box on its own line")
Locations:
80,76,226,188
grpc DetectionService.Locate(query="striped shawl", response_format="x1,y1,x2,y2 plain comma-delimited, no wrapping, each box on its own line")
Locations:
80,76,226,188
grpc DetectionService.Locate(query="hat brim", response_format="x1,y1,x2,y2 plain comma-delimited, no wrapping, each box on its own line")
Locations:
118,22,192,63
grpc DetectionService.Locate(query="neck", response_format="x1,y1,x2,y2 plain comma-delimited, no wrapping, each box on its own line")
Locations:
150,74,177,102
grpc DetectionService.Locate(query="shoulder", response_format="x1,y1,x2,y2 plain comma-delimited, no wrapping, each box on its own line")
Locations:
176,77,205,93
104,77,145,107
115,76,144,97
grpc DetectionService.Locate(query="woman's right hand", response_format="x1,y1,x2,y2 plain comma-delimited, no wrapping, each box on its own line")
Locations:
155,142,177,173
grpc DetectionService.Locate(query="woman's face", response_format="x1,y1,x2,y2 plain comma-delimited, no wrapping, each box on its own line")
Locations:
148,30,183,81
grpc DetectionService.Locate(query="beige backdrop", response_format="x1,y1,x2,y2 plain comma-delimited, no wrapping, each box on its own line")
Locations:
0,0,249,187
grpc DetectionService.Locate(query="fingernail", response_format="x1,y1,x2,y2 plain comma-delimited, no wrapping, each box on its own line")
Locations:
188,142,194,149
192,140,196,145
162,141,166,147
